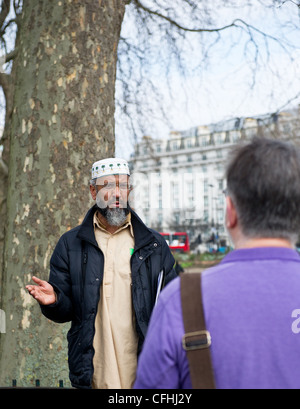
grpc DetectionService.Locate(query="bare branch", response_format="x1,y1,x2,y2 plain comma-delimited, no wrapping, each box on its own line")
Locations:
0,72,9,94
274,92,300,114
279,0,300,7
133,0,246,33
0,158,8,176
0,71,13,117
133,0,299,58
116,0,300,153
0,0,10,30
4,48,16,63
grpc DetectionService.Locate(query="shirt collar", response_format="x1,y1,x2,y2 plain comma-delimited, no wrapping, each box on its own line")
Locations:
221,246,300,264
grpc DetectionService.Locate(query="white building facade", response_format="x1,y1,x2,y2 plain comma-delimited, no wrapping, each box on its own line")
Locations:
128,109,300,248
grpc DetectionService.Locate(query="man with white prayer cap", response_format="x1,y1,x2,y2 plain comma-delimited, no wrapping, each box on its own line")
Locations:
26,157,177,389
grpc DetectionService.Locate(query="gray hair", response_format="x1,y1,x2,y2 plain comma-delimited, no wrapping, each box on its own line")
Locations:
225,137,300,244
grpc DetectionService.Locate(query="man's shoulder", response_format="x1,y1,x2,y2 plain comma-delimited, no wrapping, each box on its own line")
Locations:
60,225,81,240
54,225,83,253
58,206,97,244
148,228,164,242
130,209,169,247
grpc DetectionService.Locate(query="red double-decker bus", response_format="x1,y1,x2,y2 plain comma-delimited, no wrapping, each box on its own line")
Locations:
160,232,190,253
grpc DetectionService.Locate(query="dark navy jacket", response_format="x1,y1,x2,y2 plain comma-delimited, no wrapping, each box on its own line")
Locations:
41,205,176,388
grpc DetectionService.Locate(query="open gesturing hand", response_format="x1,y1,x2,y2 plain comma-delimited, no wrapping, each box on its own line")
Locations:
26,276,56,305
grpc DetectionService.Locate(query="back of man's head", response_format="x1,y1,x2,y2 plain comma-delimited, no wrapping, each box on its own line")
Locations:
226,137,300,243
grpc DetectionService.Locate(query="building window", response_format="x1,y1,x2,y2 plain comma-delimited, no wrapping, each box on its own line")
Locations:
218,193,224,206
231,130,240,142
200,136,210,147
187,181,194,206
215,133,224,145
217,209,224,224
204,179,208,193
203,210,209,222
174,212,180,225
186,139,193,148
158,183,162,197
172,141,179,150
172,182,179,209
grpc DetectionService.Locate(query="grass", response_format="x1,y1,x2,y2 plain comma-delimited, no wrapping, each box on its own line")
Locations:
173,250,228,269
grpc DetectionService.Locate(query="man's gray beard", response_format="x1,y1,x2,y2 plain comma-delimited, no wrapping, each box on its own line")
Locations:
104,207,128,226
96,197,129,226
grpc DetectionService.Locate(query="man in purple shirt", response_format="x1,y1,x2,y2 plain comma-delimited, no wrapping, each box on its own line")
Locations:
134,137,300,389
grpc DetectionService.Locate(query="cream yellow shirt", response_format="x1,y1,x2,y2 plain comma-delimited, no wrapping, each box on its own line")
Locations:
92,211,138,389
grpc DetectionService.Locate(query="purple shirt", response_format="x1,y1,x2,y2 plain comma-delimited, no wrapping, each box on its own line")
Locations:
134,247,300,389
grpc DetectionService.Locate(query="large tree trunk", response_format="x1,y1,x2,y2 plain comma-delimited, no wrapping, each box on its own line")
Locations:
0,0,126,387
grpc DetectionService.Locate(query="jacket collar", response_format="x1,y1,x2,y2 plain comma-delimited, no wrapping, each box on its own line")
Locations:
76,204,99,247
76,204,156,250
129,205,157,250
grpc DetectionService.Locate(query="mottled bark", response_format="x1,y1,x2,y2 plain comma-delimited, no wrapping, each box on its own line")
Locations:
0,0,126,387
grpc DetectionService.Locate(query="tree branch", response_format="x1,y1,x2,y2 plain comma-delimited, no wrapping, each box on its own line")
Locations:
274,92,300,114
118,0,300,146
0,71,13,118
0,0,10,30
133,0,299,58
3,48,17,63
0,72,10,94
133,0,245,33
0,158,8,176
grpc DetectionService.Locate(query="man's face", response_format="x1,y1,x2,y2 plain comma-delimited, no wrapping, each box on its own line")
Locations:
90,175,131,226
92,174,130,209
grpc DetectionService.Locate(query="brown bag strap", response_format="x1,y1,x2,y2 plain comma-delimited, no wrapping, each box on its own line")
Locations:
180,273,216,389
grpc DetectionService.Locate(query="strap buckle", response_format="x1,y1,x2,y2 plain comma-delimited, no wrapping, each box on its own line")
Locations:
182,330,212,351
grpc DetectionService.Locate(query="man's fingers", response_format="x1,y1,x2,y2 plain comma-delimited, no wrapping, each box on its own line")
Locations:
26,286,44,303
25,277,55,305
31,276,44,285
26,285,34,292
26,287,38,299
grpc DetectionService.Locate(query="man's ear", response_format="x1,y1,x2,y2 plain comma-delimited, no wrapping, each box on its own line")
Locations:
225,196,238,229
90,185,97,201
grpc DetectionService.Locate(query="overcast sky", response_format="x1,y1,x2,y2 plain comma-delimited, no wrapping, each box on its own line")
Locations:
0,1,299,160
115,0,300,159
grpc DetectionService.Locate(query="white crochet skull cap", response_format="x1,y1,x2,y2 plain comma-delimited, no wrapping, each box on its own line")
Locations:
91,157,130,180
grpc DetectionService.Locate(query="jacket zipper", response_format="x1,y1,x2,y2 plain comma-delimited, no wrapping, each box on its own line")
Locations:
81,248,88,304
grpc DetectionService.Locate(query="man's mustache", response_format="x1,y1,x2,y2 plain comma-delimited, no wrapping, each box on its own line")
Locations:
97,199,128,209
